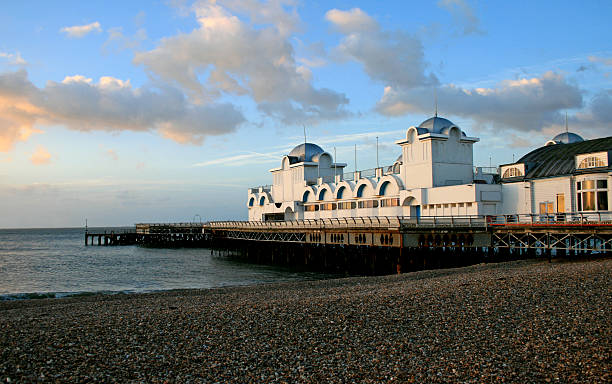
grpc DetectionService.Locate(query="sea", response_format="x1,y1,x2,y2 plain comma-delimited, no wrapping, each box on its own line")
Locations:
0,227,331,300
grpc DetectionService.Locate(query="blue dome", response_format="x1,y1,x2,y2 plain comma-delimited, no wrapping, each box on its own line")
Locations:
288,143,324,162
551,132,584,144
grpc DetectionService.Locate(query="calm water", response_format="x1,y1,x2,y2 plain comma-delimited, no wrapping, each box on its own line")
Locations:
0,227,330,300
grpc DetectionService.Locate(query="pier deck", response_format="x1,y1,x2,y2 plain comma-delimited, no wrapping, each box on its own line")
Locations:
85,213,611,274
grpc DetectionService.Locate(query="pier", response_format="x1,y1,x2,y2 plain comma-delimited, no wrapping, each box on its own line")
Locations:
85,212,611,274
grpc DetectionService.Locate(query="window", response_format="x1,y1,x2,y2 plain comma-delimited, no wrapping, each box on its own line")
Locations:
578,156,605,169
320,203,337,211
502,167,523,178
539,202,554,214
319,189,326,201
302,191,310,203
356,184,366,198
582,192,595,210
379,181,390,196
337,186,345,199
556,194,565,213
597,191,608,210
338,202,356,210
248,197,254,207
305,204,319,212
380,198,399,207
259,196,265,206
577,179,608,211
358,200,379,209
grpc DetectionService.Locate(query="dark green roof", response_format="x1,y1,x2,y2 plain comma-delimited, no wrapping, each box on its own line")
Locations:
515,136,612,179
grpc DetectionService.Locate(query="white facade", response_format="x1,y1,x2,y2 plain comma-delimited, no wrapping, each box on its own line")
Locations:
248,116,505,221
500,133,611,216
248,117,611,221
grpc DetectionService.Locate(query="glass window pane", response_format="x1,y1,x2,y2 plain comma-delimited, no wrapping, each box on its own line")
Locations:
583,180,595,190
597,180,607,189
583,191,596,211
577,193,582,210
597,191,608,211
577,181,581,190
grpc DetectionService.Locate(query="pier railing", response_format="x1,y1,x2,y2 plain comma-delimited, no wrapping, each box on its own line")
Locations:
208,211,612,230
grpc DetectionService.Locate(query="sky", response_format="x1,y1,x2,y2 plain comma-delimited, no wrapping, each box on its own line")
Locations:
1,0,611,228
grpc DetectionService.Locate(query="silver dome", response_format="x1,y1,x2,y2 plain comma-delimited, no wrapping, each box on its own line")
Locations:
418,116,455,134
551,132,584,144
288,143,324,163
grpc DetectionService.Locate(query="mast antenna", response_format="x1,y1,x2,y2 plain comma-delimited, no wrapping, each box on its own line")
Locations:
565,112,569,133
434,87,438,117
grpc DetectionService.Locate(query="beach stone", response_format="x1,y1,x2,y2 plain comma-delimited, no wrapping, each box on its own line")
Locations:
0,258,610,383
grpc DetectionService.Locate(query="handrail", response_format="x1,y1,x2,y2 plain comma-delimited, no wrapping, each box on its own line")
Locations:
205,211,612,230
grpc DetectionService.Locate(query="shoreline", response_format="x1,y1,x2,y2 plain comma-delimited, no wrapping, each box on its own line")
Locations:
0,256,603,304
1,258,610,382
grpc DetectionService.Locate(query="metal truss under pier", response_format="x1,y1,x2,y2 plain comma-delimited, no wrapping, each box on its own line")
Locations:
209,213,612,254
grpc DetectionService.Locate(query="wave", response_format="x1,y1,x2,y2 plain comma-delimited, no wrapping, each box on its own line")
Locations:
0,289,147,301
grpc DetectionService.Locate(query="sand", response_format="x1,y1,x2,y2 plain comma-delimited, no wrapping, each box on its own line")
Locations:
1,258,610,383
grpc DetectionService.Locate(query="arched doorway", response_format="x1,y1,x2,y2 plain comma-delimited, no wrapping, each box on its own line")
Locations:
284,207,294,221
402,196,420,218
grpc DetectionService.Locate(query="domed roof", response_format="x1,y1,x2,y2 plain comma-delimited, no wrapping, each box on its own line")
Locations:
418,116,456,134
550,132,584,145
288,143,324,163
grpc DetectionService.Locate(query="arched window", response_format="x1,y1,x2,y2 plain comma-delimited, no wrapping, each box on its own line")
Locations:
502,167,523,178
356,184,366,198
336,186,345,199
578,156,605,169
392,163,401,174
248,197,254,207
379,181,390,196
302,191,310,203
259,196,265,206
318,189,326,201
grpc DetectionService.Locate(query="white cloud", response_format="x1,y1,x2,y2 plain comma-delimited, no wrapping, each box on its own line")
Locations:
60,21,102,38
0,51,27,66
588,56,612,66
30,146,52,165
572,90,612,136
0,70,245,151
376,72,585,133
325,8,378,34
194,151,283,167
103,26,147,53
134,0,349,125
325,8,437,90
437,0,483,35
324,9,589,135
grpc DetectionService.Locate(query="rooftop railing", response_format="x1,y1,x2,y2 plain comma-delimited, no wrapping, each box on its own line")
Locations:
248,184,272,192
474,166,499,175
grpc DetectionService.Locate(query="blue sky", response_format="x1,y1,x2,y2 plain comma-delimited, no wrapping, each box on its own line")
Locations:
1,0,611,227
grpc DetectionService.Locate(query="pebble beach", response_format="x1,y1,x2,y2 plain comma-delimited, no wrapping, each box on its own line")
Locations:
1,258,610,383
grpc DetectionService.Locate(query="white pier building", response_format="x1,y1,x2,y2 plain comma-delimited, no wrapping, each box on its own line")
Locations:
247,115,611,221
